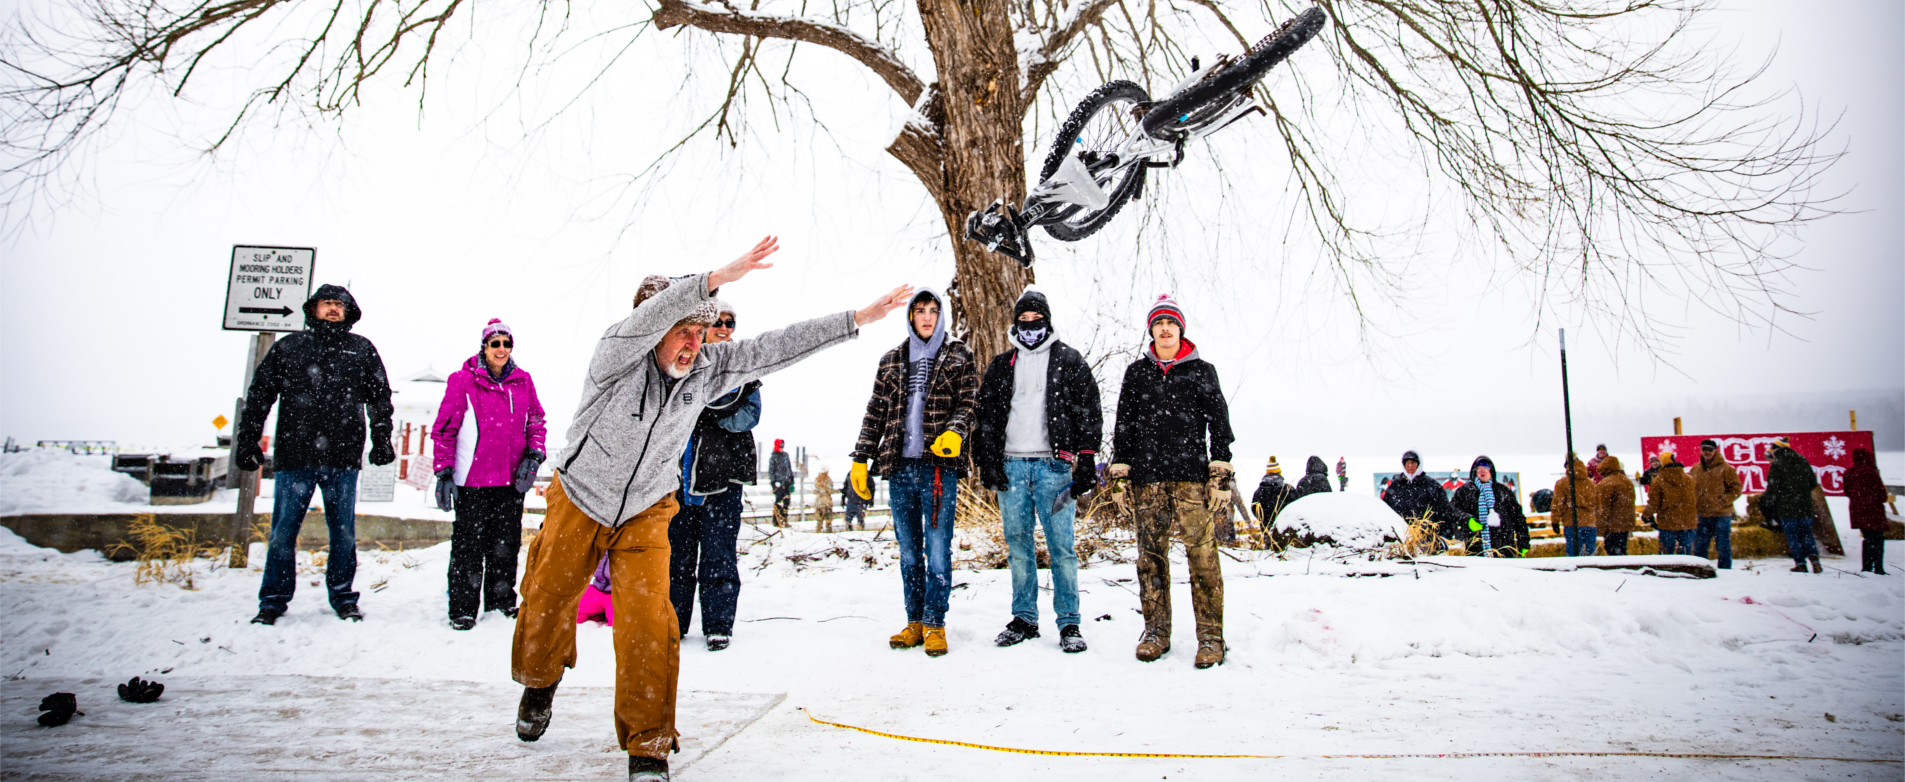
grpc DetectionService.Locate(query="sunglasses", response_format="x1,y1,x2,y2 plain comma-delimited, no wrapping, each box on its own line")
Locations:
488,340,513,349
712,318,737,329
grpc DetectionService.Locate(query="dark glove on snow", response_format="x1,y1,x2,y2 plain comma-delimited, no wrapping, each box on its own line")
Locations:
1071,453,1098,499
234,442,264,472
368,438,396,466
37,692,82,726
435,469,456,512
118,677,164,703
981,465,1008,492
513,450,545,494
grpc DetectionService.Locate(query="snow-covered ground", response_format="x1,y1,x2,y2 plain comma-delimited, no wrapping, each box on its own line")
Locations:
4,511,1901,780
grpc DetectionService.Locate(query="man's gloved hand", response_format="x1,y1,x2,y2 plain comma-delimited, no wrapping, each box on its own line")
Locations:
1486,509,1501,528
513,449,545,494
435,469,456,512
1206,460,1235,511
118,677,164,704
930,431,963,458
1070,453,1098,499
368,438,396,466
850,462,872,501
37,692,81,727
234,441,263,472
1467,517,1483,532
1108,463,1130,481
981,465,1008,492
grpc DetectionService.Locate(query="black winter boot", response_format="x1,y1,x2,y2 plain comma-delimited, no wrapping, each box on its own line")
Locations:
1059,624,1087,653
629,755,670,781
250,609,282,626
994,617,1040,647
516,681,559,742
706,635,730,651
335,604,365,622
450,616,476,631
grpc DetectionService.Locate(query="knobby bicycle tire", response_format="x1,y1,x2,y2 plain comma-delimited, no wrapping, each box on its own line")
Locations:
1140,6,1327,138
1039,80,1151,243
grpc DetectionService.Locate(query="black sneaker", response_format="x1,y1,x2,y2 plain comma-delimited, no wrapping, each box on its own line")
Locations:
706,635,730,652
1059,625,1087,653
628,755,670,781
250,609,282,626
517,681,559,742
994,617,1040,647
450,616,476,631
335,605,364,622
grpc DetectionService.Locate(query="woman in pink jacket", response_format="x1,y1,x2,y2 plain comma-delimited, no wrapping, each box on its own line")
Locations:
432,319,547,630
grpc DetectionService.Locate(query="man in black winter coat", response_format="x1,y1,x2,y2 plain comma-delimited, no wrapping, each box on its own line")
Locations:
1250,457,1297,539
1448,455,1529,557
768,439,794,527
1293,456,1333,499
1760,438,1822,572
1381,450,1452,523
973,288,1101,654
236,284,396,625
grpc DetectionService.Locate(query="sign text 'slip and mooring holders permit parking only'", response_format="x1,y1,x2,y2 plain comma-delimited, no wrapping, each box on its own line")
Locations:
223,245,315,332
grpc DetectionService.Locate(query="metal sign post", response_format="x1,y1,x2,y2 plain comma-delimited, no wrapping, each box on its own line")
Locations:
1560,329,1580,530
224,245,315,567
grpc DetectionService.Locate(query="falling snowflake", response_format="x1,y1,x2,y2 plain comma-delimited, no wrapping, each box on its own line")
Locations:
1823,436,1846,459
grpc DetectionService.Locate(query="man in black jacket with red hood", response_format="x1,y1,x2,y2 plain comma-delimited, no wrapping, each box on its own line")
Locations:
1108,294,1235,669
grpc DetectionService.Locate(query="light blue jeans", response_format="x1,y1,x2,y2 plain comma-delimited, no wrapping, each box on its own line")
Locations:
999,456,1081,629
1659,528,1696,556
1694,516,1733,569
889,460,957,627
1564,526,1599,557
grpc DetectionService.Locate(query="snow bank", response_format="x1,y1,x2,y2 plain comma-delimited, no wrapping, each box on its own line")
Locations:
1272,491,1404,549
0,449,148,515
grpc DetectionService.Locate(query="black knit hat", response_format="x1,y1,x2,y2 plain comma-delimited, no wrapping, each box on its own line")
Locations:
1014,288,1051,321
1402,450,1421,465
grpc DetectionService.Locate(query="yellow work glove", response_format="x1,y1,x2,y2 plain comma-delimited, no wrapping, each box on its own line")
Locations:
930,430,963,458
850,462,872,501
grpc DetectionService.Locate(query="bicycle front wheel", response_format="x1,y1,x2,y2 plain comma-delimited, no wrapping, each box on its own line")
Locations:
1039,80,1150,243
1141,6,1327,138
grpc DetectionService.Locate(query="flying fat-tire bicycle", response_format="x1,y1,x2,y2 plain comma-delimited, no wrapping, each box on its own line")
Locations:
964,6,1328,266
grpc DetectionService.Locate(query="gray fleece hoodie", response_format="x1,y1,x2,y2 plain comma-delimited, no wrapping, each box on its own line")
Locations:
556,272,858,527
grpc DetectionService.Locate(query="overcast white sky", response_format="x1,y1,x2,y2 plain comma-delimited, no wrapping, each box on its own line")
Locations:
1,0,1898,472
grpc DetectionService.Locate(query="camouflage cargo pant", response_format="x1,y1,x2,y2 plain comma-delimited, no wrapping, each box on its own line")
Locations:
1131,481,1224,643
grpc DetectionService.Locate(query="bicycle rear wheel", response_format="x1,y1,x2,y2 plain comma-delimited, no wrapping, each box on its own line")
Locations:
1141,6,1327,138
1039,80,1151,243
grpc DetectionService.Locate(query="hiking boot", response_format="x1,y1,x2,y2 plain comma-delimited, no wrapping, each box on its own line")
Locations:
516,681,559,742
250,609,282,626
994,617,1040,647
1791,563,1808,573
450,616,476,631
1194,640,1226,669
706,635,730,652
1059,625,1087,654
923,626,949,657
336,604,364,622
1135,631,1170,662
499,606,519,619
890,622,924,649
1810,557,1822,574
628,755,670,781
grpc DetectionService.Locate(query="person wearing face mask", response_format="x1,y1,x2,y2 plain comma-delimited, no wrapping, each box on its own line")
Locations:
849,287,980,658
973,287,1103,654
505,237,914,782
236,284,396,626
1449,455,1528,557
1108,294,1236,669
430,318,548,630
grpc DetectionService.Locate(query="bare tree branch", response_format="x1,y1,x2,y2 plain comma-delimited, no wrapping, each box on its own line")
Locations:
652,0,922,104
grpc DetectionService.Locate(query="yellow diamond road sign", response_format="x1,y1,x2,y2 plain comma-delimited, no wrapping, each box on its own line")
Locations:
213,414,229,430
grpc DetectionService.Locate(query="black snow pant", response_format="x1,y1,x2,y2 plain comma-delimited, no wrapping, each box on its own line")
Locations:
771,482,792,527
1603,532,1630,556
668,486,744,637
447,485,525,620
1861,529,1888,574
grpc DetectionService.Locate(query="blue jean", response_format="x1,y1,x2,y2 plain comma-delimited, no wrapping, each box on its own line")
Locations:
259,467,360,613
999,457,1081,629
1564,526,1599,557
1658,528,1696,556
889,460,957,627
1779,518,1819,564
1694,516,1733,569
668,486,744,637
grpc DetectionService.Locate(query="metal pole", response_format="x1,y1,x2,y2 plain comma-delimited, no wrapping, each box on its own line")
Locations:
1560,329,1580,532
230,332,277,568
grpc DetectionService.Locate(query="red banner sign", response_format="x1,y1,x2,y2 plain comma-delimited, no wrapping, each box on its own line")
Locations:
1638,431,1875,496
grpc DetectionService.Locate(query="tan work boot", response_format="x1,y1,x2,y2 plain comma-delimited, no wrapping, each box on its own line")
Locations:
1134,630,1170,662
923,626,949,657
1194,640,1226,669
889,622,924,649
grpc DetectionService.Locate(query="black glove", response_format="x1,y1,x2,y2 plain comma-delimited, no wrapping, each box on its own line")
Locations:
435,468,456,512
234,441,263,472
981,465,1008,492
37,692,82,727
513,449,545,494
118,677,164,703
368,437,396,466
1070,453,1098,499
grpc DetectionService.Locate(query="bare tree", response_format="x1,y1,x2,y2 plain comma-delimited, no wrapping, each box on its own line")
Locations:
1,0,1839,361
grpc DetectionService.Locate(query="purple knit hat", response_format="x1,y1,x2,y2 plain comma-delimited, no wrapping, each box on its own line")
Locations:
481,318,513,345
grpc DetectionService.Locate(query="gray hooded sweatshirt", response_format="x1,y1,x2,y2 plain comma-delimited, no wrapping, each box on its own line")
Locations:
556,272,858,527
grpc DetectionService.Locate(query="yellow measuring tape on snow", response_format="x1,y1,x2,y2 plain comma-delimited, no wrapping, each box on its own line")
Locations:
801,710,1901,764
